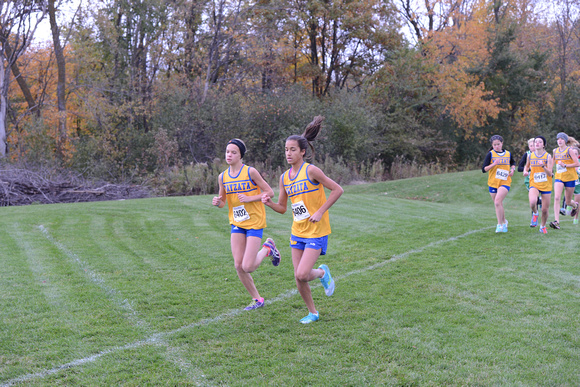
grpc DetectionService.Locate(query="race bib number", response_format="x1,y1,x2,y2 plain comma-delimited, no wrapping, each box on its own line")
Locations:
534,172,547,183
557,164,567,174
495,169,509,181
292,201,311,222
233,205,250,222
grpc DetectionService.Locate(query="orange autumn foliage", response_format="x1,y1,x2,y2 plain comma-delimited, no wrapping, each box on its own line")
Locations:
7,43,88,163
420,0,503,137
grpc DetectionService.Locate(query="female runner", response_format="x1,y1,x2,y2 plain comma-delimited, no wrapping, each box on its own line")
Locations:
518,138,541,211
262,116,343,324
212,139,281,310
550,132,580,229
574,145,580,225
523,136,553,234
482,135,515,233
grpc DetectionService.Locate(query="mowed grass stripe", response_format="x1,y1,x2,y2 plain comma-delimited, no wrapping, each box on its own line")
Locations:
3,224,493,386
2,223,140,376
1,170,579,385
35,224,210,386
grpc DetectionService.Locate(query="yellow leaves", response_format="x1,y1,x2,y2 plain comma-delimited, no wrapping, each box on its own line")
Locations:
510,101,541,137
414,1,507,138
442,78,501,135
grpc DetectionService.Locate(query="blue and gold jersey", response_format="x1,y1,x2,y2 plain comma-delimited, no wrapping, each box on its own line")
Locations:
283,162,331,238
554,146,578,182
222,164,266,229
529,151,552,192
487,150,512,188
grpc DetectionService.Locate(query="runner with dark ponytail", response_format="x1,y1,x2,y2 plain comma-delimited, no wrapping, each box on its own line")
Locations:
262,116,343,324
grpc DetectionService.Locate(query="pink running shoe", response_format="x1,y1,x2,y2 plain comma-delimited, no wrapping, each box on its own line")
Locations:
244,298,265,310
530,213,538,228
263,238,281,266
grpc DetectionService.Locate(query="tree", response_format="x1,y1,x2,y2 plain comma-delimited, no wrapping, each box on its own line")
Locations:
0,0,47,157
550,0,580,134
48,0,68,159
285,0,403,96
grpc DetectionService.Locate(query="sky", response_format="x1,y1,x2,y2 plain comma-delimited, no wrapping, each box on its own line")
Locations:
33,1,81,44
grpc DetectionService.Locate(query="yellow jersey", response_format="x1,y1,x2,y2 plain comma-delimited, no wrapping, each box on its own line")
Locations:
529,151,552,192
487,150,512,188
553,146,579,182
283,162,331,238
222,165,266,229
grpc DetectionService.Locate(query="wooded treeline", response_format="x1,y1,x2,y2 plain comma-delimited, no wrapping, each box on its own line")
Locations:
1,0,579,192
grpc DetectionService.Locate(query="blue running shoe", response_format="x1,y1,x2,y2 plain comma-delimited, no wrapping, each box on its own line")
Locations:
539,226,547,234
319,264,335,296
495,224,502,233
530,213,538,228
263,238,281,266
244,298,264,310
300,312,319,324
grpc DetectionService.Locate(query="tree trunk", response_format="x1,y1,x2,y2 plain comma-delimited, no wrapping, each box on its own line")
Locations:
308,19,320,96
4,41,38,114
203,0,225,103
48,0,67,159
0,50,7,157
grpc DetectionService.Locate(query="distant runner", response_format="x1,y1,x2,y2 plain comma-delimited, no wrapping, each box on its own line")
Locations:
482,135,515,233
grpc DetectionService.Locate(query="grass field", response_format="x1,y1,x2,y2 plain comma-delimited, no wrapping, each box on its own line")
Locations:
1,170,579,386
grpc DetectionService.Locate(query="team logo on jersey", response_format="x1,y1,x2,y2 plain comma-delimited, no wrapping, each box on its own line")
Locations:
224,181,252,193
492,156,510,165
286,180,316,196
286,181,307,195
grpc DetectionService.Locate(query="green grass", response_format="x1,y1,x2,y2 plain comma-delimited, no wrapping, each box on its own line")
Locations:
1,170,578,386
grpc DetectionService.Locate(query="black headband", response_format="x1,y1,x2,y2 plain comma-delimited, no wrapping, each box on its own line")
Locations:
228,139,246,158
535,136,546,147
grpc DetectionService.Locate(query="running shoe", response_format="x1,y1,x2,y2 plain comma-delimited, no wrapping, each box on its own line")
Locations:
539,226,547,234
549,221,560,230
263,238,281,266
574,218,579,225
560,208,566,216
565,205,573,216
571,204,579,217
319,264,335,296
244,298,265,310
501,221,508,233
495,224,502,233
530,213,538,228
300,312,319,324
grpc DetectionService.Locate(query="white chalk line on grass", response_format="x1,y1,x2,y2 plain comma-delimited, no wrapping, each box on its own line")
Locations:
336,227,493,281
16,226,208,387
1,226,490,387
38,225,143,326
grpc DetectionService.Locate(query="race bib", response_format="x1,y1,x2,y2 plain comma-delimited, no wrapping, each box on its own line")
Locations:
233,205,250,222
495,168,509,181
292,201,311,222
534,172,547,183
557,163,567,174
